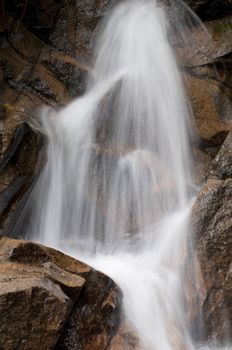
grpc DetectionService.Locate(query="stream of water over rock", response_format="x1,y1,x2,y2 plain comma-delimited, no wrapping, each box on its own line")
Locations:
23,0,230,349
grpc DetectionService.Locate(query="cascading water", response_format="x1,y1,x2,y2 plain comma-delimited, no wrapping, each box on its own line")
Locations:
19,0,229,349
28,0,193,252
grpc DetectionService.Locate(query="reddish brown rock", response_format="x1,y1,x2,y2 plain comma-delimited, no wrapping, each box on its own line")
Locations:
189,131,232,344
0,270,71,350
55,269,121,350
109,323,142,350
1,3,232,347
0,0,109,233
0,237,85,350
175,16,232,183
208,130,232,180
186,74,231,155
0,236,122,350
177,16,232,67
185,71,232,183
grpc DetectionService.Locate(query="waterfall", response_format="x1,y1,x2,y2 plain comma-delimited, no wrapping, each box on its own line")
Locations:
29,0,193,252
21,0,227,349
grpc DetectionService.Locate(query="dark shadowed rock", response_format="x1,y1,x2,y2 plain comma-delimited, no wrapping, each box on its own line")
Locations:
186,1,232,20
0,118,45,234
0,1,91,231
56,271,121,350
1,1,115,235
5,0,61,41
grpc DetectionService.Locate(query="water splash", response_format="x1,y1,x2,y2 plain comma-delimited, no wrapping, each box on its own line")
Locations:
85,206,194,349
20,0,229,349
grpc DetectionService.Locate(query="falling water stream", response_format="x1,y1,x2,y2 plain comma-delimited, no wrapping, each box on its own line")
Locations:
22,0,230,349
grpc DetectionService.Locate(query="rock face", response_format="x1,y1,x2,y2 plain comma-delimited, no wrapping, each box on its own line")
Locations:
1,0,232,230
1,1,232,348
189,131,232,344
180,15,232,182
108,323,142,350
0,0,97,232
56,270,120,350
0,236,121,350
186,1,232,20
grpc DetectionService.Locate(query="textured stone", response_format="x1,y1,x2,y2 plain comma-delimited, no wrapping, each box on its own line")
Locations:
0,237,85,350
176,16,232,67
55,270,121,350
1,0,114,233
185,73,231,158
0,236,122,350
186,1,232,20
0,272,70,350
189,131,232,343
109,323,142,350
208,130,232,180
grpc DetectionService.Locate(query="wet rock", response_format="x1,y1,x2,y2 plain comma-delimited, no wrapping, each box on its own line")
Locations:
190,131,232,344
205,17,232,62
0,41,70,104
0,89,45,233
0,270,71,350
191,179,232,343
0,236,122,350
1,0,113,232
5,0,61,41
186,1,232,20
55,270,121,350
208,130,232,180
0,10,81,231
28,63,69,104
0,46,33,92
175,16,232,181
176,16,232,68
192,148,212,186
185,73,231,158
8,24,44,63
0,237,85,350
48,1,79,57
108,323,142,350
40,48,89,97
0,30,87,229
48,0,111,61
0,0,6,33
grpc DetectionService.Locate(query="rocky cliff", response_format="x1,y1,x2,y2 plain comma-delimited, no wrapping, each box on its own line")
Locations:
0,0,232,348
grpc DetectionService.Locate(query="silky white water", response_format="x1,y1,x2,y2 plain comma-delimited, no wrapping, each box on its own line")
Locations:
21,0,229,349
29,0,193,251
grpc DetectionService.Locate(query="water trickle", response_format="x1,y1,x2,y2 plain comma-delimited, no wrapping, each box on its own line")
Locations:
21,0,228,349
